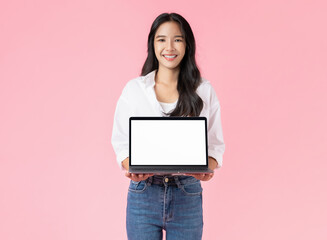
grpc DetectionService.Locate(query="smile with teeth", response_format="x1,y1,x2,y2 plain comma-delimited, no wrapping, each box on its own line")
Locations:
163,55,177,61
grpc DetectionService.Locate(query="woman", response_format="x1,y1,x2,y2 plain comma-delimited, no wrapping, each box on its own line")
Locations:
111,12,225,240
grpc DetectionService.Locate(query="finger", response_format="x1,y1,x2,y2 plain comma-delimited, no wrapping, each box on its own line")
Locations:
131,175,141,181
131,173,140,181
185,173,194,177
133,174,142,181
195,174,206,181
136,174,149,181
201,175,210,181
198,174,205,180
141,174,153,180
185,173,199,178
129,173,150,182
202,173,214,181
188,174,204,180
185,174,197,179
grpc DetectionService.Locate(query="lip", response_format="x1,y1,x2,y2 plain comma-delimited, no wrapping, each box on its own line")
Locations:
163,54,177,61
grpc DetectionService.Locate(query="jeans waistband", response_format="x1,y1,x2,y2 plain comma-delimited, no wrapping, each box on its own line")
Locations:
147,175,198,186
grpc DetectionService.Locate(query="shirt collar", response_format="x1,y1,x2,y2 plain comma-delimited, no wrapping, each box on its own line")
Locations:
144,69,157,89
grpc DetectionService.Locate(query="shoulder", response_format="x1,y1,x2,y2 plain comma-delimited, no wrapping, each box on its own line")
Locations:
120,75,146,97
123,75,145,90
197,77,221,106
197,77,216,96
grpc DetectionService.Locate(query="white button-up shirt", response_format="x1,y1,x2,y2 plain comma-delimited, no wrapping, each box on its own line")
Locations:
111,69,225,170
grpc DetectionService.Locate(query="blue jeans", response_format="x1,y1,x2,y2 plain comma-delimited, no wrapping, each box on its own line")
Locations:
126,175,203,240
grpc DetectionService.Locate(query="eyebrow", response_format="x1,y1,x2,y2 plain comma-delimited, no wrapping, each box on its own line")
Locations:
155,35,184,38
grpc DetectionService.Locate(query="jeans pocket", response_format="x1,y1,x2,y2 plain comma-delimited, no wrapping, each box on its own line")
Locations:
128,180,148,193
181,180,203,196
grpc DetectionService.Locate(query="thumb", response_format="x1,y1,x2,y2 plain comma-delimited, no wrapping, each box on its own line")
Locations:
125,171,131,178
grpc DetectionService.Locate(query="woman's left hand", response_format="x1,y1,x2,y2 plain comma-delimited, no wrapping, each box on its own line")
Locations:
186,172,214,181
185,157,218,181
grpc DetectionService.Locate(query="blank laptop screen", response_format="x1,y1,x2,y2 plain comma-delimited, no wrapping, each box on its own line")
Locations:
130,119,207,165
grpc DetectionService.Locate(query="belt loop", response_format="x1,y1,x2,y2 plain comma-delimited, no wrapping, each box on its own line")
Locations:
174,176,182,188
147,176,153,186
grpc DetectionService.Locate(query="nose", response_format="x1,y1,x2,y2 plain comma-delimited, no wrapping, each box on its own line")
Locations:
166,39,175,51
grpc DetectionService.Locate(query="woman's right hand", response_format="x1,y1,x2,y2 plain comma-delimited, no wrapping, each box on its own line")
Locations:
125,172,154,182
122,157,154,181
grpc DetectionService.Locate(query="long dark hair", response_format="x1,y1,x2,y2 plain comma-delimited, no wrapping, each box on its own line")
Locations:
141,12,203,117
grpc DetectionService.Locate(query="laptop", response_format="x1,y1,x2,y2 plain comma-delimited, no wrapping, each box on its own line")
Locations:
129,116,213,174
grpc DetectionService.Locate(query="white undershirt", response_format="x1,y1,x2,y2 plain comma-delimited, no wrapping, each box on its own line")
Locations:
158,99,178,114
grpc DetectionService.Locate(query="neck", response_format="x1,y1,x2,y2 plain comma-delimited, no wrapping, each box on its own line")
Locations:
155,67,180,86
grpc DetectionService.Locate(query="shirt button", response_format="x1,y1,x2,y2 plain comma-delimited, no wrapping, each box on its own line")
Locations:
165,177,169,183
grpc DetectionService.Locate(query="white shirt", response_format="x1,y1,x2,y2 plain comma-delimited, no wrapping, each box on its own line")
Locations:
111,69,225,170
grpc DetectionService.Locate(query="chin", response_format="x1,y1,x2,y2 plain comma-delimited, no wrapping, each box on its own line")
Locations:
164,65,180,71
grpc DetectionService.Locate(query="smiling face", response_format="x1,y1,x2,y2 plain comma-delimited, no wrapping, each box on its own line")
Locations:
154,21,186,71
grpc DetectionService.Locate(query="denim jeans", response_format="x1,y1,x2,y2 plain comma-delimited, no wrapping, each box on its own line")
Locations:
126,175,203,240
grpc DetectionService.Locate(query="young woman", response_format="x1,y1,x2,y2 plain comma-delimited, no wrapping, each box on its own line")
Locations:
111,12,225,240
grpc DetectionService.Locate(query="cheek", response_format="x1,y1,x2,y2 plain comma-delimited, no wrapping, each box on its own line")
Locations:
179,45,186,56
154,44,161,55
154,50,161,60
179,49,186,59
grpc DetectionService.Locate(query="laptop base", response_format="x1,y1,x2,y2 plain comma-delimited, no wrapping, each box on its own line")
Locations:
129,168,213,174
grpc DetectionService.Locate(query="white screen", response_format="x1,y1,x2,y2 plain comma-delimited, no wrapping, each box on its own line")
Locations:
131,120,207,165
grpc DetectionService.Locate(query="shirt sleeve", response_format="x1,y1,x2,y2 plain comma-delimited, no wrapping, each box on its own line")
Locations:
207,84,225,169
111,94,132,170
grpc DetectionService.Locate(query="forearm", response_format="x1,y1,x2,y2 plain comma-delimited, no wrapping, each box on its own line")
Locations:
208,157,218,170
122,157,129,171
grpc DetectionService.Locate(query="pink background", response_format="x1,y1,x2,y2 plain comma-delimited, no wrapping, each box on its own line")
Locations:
1,0,326,239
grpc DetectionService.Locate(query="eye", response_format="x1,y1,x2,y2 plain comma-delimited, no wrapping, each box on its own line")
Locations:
158,39,165,42
175,39,183,42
